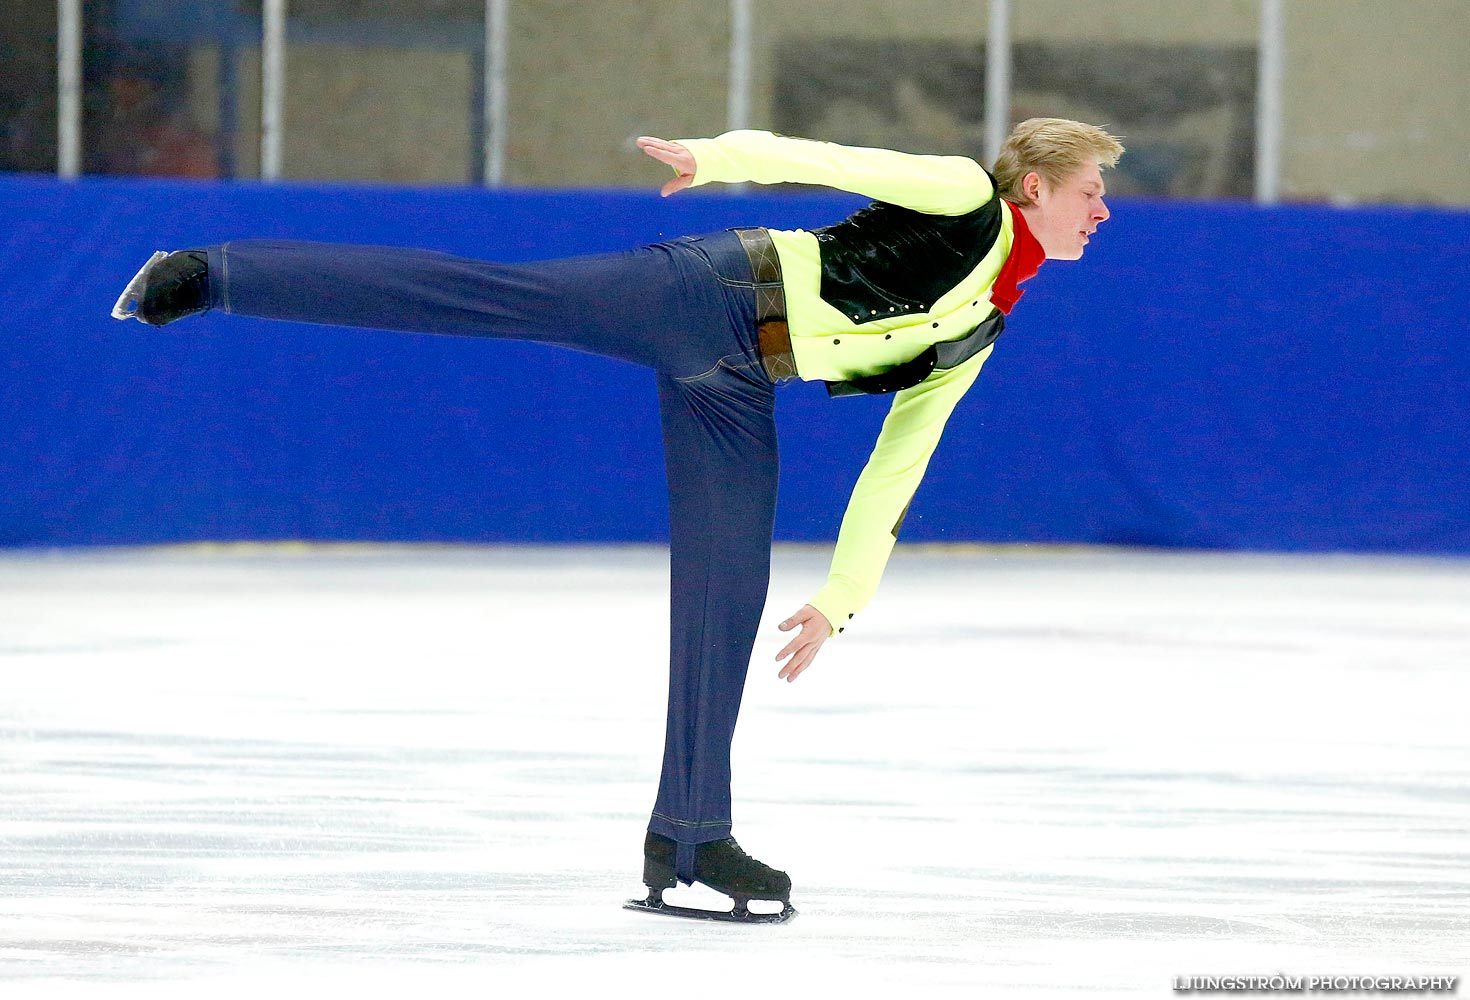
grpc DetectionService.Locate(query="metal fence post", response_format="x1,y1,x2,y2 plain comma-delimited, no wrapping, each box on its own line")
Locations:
728,0,753,132
983,0,1012,168
261,0,287,181
58,0,82,178
1256,0,1284,203
484,0,508,186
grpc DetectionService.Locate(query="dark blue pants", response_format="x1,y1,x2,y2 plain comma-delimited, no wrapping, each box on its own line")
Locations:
207,233,779,879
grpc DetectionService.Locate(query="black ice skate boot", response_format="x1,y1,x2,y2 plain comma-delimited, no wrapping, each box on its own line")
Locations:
625,831,796,923
111,250,211,326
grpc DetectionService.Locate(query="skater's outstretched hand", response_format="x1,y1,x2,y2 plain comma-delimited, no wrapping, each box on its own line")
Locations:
776,605,831,683
637,136,696,196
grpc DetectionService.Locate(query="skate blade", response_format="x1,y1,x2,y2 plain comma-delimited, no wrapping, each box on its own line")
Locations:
624,892,796,925
111,250,169,320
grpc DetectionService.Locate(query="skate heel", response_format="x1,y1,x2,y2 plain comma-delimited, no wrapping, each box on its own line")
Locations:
642,854,677,890
640,831,679,889
112,251,168,320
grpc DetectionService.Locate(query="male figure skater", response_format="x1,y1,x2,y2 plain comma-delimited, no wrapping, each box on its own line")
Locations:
113,119,1123,923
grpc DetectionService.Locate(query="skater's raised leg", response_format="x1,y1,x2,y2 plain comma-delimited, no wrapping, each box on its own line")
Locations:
114,238,758,380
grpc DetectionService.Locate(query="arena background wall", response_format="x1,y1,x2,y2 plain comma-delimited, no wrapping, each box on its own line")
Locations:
7,2,1468,203
1,175,1466,552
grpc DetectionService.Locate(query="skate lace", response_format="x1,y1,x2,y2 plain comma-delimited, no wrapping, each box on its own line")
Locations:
150,253,208,307
723,838,775,875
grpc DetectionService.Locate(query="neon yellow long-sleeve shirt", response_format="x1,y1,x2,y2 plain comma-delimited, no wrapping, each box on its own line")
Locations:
674,130,1030,634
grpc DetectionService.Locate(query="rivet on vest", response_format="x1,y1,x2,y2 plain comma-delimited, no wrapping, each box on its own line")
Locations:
932,322,939,328
833,338,840,344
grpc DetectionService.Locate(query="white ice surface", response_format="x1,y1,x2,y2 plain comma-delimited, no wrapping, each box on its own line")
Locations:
1,545,1466,998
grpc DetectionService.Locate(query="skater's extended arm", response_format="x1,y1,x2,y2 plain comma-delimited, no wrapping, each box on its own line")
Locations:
639,130,992,215
807,347,991,635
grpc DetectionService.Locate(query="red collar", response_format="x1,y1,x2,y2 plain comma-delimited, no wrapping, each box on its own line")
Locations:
989,201,1046,315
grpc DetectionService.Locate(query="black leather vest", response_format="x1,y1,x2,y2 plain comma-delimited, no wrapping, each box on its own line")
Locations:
814,178,1007,396
813,181,1004,323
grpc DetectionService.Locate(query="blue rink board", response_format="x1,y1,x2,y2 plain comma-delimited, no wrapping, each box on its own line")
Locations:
1,174,1467,551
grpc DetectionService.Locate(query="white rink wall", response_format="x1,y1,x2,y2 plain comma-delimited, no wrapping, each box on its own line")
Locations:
1,545,1467,997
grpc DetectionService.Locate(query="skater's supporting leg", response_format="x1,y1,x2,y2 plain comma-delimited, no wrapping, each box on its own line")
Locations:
648,359,778,882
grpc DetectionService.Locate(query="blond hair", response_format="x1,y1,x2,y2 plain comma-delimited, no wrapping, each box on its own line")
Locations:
993,118,1125,206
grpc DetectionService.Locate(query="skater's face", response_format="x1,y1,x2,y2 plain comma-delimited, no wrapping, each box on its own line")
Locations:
1020,160,1111,261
